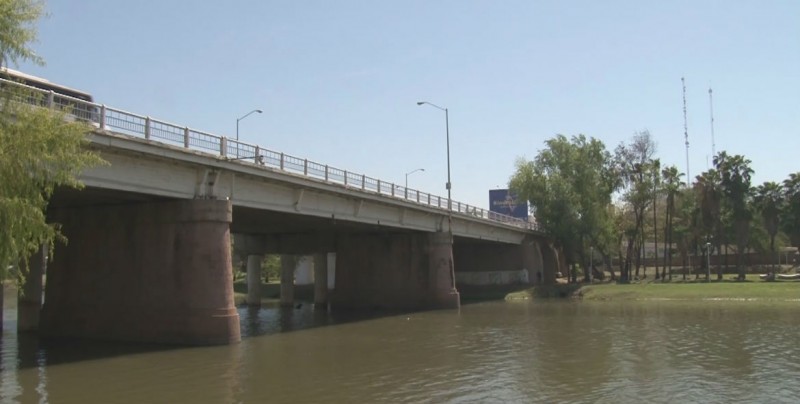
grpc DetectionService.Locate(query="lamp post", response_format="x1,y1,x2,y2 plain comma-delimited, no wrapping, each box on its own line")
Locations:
405,168,425,189
416,101,451,214
404,168,425,199
590,246,594,282
706,242,711,282
417,101,457,298
236,109,262,142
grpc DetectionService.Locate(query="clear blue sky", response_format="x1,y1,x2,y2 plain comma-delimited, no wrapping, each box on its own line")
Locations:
20,0,800,209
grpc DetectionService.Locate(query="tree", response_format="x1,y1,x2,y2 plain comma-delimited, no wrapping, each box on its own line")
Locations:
0,0,103,282
0,96,103,281
614,130,657,282
0,0,44,68
754,181,783,274
694,169,722,280
650,159,661,278
714,152,754,281
510,134,618,283
660,165,684,280
782,172,800,250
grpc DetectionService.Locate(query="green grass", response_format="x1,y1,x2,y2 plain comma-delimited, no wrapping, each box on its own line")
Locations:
575,274,800,302
231,274,799,305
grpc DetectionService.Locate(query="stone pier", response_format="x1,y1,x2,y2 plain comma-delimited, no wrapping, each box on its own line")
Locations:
313,253,329,309
331,231,459,309
41,199,240,345
279,255,295,307
18,245,47,331
246,254,263,306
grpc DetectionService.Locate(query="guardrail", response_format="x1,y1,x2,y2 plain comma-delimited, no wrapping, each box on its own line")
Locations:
1,77,540,232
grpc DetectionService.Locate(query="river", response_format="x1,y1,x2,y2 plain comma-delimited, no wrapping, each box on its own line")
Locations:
2,286,799,403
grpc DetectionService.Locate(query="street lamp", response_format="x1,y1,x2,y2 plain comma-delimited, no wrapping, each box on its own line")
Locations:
405,168,425,189
706,242,711,282
236,109,262,142
590,246,594,282
416,101,451,214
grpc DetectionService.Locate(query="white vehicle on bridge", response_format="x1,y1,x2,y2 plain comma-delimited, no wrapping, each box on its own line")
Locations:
0,67,97,123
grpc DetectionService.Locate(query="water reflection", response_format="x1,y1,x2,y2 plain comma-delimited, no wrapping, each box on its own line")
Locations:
1,296,800,403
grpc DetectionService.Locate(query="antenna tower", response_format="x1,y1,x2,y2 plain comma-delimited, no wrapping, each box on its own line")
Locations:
682,77,690,182
709,87,716,160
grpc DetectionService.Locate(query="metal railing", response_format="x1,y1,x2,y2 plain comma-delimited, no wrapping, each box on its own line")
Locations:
1,77,540,232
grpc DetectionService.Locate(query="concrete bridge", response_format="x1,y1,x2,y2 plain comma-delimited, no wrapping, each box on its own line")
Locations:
5,79,563,346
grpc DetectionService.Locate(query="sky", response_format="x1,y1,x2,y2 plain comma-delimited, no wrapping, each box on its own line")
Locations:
19,0,800,209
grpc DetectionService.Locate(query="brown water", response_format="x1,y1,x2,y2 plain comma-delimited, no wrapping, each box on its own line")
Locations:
2,286,800,403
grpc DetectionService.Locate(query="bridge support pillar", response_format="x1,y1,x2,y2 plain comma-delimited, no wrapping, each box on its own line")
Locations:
313,253,328,309
18,245,47,332
330,231,459,309
246,255,263,306
41,199,240,345
541,243,559,285
428,231,460,309
279,255,295,307
521,237,545,285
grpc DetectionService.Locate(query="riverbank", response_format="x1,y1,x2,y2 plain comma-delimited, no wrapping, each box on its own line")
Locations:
505,274,800,302
232,275,800,305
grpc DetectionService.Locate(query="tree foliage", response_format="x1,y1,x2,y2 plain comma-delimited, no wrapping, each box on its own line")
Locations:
0,0,44,67
613,130,658,281
0,0,103,281
754,181,783,271
0,96,104,280
661,165,684,279
511,126,796,284
714,152,754,280
782,172,800,249
510,134,617,281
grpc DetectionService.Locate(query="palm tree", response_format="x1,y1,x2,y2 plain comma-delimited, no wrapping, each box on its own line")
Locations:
661,165,684,280
651,159,661,279
754,182,783,274
782,172,800,250
694,169,722,280
715,152,754,281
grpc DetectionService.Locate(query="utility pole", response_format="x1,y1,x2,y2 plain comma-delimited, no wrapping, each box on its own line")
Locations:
709,87,716,160
682,77,690,183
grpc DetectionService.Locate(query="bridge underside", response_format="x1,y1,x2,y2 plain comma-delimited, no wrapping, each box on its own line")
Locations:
37,187,474,344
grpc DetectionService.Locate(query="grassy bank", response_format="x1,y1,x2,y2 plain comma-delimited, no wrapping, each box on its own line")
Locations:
502,274,800,302
233,275,799,305
577,276,800,302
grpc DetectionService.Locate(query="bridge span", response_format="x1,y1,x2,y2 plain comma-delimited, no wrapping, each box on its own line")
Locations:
5,78,562,345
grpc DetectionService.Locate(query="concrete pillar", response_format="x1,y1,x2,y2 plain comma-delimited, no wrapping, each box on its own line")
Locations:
541,243,558,285
428,231,460,309
18,245,47,331
557,246,569,280
41,199,240,345
313,253,328,309
0,280,4,331
294,256,314,285
279,255,295,307
246,254,263,306
331,231,459,310
327,253,336,289
521,237,545,285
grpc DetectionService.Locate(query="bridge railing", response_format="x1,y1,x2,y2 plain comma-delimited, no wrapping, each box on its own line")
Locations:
1,77,540,232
